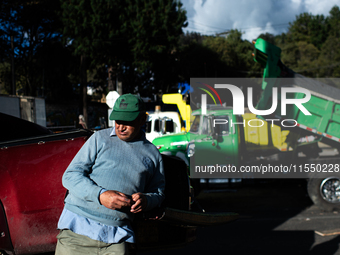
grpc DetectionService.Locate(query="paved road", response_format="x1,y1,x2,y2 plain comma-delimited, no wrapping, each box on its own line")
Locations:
139,179,340,255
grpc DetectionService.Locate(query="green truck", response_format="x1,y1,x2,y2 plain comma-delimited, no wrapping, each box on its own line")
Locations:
153,38,340,212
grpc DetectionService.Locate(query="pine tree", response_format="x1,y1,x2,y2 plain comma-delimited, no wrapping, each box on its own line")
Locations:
60,0,187,121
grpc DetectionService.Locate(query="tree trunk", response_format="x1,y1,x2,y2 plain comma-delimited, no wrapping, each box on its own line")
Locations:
108,65,116,91
80,54,88,127
11,35,16,95
117,81,123,95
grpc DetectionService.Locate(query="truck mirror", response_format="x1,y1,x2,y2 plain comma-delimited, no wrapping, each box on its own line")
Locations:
212,131,218,140
213,125,220,138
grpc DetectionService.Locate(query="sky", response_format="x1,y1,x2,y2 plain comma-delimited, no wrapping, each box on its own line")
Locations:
181,0,340,41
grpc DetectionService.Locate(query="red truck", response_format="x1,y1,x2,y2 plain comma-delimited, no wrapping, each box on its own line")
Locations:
0,112,237,255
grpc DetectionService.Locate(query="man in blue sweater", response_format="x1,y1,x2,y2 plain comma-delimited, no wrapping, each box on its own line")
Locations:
55,94,165,255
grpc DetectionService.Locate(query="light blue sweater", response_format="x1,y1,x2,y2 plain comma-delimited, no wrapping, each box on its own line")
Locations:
62,128,165,227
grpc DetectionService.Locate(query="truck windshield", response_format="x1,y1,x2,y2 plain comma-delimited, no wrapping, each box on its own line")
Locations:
190,115,229,135
214,115,229,135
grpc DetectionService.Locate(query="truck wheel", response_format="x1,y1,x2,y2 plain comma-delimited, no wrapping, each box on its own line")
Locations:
190,178,201,195
307,176,340,212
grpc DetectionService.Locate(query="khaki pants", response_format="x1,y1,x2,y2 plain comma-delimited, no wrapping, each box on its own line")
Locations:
55,230,129,255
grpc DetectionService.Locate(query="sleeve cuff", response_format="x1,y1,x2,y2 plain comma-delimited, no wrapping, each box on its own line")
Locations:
98,188,108,205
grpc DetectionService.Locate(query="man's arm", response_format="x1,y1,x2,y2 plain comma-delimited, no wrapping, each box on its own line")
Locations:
62,133,103,204
131,157,165,212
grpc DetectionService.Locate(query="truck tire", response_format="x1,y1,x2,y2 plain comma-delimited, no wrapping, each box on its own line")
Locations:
190,178,201,195
307,176,340,212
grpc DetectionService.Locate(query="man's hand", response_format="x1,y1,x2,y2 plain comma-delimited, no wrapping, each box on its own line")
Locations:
99,190,133,210
130,193,147,213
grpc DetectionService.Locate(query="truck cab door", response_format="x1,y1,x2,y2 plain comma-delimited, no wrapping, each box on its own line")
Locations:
192,115,236,168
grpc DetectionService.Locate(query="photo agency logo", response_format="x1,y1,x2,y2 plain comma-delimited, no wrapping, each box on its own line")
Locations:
193,78,312,128
189,77,316,179
189,77,340,179
197,82,223,111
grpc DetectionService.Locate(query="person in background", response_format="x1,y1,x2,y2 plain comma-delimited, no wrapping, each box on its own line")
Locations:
78,115,87,129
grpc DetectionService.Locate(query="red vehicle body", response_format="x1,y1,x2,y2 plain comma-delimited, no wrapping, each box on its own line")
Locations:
0,113,237,255
0,113,93,254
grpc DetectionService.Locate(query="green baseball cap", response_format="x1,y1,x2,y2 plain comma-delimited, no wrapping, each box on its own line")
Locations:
109,94,146,121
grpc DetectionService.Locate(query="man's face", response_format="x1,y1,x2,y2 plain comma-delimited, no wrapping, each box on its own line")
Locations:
115,114,146,142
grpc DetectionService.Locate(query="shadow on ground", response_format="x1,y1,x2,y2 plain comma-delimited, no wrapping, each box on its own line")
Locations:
140,179,340,255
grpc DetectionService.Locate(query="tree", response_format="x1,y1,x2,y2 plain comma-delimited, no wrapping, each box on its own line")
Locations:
258,33,276,45
201,30,258,78
0,0,20,95
328,6,340,38
0,0,65,97
278,5,340,78
318,35,340,78
287,12,329,50
176,30,262,83
179,36,226,79
59,0,187,123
